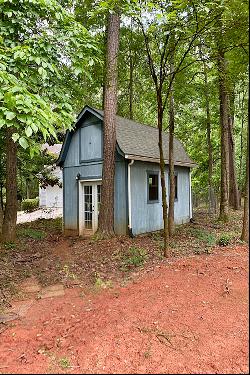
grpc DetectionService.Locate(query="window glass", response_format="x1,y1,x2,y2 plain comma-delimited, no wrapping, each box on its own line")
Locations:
174,175,178,200
148,173,159,201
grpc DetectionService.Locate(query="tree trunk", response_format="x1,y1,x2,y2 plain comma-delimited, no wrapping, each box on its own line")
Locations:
241,102,249,242
129,23,134,120
203,60,215,213
157,94,170,256
97,11,120,238
1,127,18,242
168,63,175,237
239,90,246,205
228,90,240,209
217,38,229,222
0,204,3,235
129,48,134,120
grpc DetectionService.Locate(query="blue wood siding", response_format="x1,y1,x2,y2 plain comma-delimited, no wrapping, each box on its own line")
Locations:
62,112,190,236
130,161,190,235
114,160,128,235
62,114,127,235
80,123,102,162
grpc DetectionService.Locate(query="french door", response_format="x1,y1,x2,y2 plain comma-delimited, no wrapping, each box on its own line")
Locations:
79,181,102,235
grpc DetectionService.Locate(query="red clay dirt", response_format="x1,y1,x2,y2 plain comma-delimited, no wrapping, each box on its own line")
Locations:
0,245,248,374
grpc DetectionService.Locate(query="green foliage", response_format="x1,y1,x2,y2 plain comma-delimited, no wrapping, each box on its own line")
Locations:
18,228,46,240
58,357,71,369
21,198,39,212
3,241,16,250
121,246,148,269
217,234,231,246
59,264,77,281
0,0,99,151
191,228,216,246
94,272,113,289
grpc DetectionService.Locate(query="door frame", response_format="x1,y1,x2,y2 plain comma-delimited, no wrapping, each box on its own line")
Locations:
78,179,102,236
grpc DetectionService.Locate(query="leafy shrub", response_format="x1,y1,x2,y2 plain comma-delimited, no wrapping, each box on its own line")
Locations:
18,228,46,240
217,234,231,246
21,198,39,212
121,246,148,269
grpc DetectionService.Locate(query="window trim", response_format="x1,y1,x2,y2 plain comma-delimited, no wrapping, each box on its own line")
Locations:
147,170,159,204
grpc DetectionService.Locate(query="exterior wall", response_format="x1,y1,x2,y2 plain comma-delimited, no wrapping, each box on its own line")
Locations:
62,111,191,237
39,166,63,208
130,161,190,235
63,113,127,236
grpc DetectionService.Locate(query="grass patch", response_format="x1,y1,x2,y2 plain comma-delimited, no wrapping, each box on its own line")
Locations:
190,228,216,246
18,217,62,234
120,246,148,270
18,228,46,240
3,241,17,250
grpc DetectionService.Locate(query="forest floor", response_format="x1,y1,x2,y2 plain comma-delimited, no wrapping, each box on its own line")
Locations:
0,208,248,373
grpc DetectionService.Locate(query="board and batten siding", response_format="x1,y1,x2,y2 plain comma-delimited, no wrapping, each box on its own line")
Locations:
130,161,191,235
62,113,127,235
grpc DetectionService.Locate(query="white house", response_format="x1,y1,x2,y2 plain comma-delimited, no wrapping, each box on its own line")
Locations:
39,144,63,209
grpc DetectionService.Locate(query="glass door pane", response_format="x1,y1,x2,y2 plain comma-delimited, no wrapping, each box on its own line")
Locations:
97,184,102,217
84,185,92,229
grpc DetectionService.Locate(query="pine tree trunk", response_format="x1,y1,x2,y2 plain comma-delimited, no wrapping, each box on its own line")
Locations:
228,91,240,209
1,127,18,242
0,204,3,235
241,109,249,242
241,125,249,242
129,50,134,120
204,62,215,214
168,71,175,237
129,23,134,120
239,90,246,202
217,39,229,222
157,94,170,257
97,11,120,238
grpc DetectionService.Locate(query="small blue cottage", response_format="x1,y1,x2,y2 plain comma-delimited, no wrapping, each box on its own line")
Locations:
57,105,196,236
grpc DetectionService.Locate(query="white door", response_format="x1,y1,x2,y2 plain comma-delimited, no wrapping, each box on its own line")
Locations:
79,181,102,235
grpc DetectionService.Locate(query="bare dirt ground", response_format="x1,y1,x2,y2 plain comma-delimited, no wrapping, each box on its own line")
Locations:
0,244,248,374
0,209,248,373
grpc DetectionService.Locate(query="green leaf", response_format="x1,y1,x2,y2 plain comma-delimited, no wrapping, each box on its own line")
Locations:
25,126,33,137
35,57,41,65
12,133,20,142
5,111,16,120
30,123,38,133
19,137,29,149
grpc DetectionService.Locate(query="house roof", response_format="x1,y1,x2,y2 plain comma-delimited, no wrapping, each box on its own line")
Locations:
57,106,196,168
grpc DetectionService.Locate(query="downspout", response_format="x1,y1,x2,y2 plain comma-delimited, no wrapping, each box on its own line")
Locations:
128,159,134,237
189,168,193,219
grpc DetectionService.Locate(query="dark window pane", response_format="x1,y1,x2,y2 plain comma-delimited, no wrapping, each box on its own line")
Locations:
175,175,178,199
148,173,158,201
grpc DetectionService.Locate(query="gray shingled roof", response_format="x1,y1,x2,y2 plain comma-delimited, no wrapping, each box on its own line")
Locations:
94,109,196,167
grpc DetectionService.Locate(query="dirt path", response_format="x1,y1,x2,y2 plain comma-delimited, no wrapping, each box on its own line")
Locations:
0,245,248,374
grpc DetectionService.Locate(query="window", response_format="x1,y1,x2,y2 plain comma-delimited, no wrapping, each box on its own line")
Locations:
147,172,159,202
174,175,178,200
